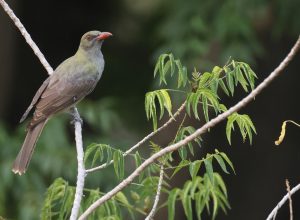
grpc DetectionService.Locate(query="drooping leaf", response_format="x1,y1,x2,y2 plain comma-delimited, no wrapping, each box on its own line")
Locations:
172,160,190,178
134,152,144,182
168,188,181,220
113,150,124,180
181,181,193,220
204,156,214,184
226,113,256,145
219,152,235,174
213,154,229,174
189,160,202,180
145,89,173,130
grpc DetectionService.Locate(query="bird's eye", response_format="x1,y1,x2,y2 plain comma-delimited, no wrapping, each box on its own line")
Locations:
85,34,93,41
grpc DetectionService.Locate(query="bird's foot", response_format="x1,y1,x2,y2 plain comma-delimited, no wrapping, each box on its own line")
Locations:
71,116,83,125
69,107,83,125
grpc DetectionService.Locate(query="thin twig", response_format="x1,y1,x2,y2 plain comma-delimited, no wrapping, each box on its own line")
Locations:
286,179,293,220
0,1,85,219
267,182,300,220
70,108,86,220
0,0,53,75
86,101,186,173
145,165,164,220
79,36,300,219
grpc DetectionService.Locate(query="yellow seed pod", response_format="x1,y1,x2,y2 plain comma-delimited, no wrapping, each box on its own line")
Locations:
275,120,300,145
275,121,287,145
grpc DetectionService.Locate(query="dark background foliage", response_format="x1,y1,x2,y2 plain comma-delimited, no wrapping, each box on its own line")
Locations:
0,0,299,219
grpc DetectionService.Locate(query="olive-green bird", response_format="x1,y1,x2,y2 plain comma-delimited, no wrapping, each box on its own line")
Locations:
12,30,112,175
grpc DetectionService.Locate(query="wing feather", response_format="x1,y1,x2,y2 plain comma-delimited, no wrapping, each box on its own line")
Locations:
29,76,97,128
20,77,50,123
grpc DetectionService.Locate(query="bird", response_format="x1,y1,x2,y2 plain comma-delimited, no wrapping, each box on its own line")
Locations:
12,30,112,175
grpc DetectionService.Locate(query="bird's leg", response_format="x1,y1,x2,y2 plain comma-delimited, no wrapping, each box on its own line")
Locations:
69,107,83,125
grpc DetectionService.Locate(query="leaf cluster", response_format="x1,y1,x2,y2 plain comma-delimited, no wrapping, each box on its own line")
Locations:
146,54,257,130
168,173,229,220
167,150,234,220
42,53,258,220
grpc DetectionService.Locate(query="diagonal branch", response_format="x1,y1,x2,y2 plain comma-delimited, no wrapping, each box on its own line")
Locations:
266,182,300,220
86,101,186,173
79,36,300,219
0,1,85,219
0,0,53,75
145,164,164,220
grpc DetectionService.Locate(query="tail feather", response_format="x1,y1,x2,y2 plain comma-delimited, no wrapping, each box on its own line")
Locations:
12,120,47,175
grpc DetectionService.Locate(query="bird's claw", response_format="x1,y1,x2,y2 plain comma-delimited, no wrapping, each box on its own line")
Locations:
70,116,83,125
69,107,83,125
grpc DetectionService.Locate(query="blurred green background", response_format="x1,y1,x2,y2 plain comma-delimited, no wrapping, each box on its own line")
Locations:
0,0,299,219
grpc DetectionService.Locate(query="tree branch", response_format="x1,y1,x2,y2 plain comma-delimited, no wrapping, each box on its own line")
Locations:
86,101,186,173
79,36,300,219
0,0,53,75
70,108,86,220
0,1,85,219
285,179,293,220
266,182,300,220
145,165,164,220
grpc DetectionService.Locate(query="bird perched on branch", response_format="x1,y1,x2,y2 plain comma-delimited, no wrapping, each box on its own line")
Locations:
12,30,112,175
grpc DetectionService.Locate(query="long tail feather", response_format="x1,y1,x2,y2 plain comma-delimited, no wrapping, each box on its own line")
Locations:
12,120,47,175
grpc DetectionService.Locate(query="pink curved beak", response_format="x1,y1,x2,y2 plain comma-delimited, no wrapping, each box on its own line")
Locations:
96,32,113,40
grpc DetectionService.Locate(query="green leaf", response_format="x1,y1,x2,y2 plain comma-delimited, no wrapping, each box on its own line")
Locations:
195,191,204,219
211,191,219,220
113,150,124,180
189,160,202,180
204,156,214,184
226,113,238,145
219,80,229,96
168,188,181,220
190,176,202,199
182,181,193,220
134,152,144,182
187,142,194,156
240,62,257,90
202,96,209,122
174,126,202,156
153,53,188,88
91,148,101,167
84,144,115,168
219,152,235,174
115,192,131,207
226,113,256,145
160,90,173,117
106,147,113,166
84,143,99,164
214,173,228,197
186,88,220,121
176,60,188,88
214,154,229,174
236,66,249,92
41,178,73,220
198,72,212,88
145,89,173,130
226,71,234,96
172,160,190,178
113,151,120,179
178,147,187,160
130,190,140,201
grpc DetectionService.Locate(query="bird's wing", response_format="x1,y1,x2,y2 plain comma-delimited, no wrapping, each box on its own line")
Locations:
20,77,51,123
28,75,97,128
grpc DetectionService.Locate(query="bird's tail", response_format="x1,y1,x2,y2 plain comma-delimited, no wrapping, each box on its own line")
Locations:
12,120,47,175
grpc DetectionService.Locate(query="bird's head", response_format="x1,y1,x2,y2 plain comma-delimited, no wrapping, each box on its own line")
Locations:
79,30,112,50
